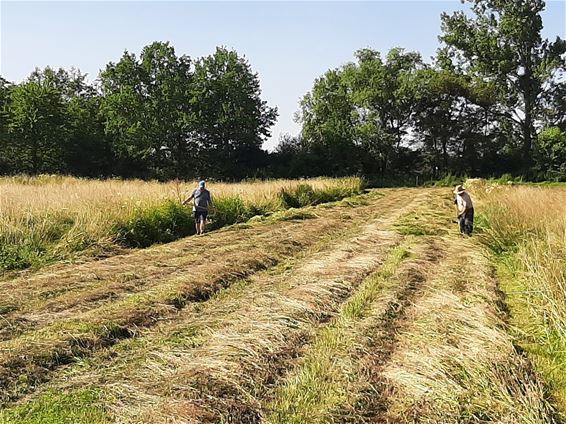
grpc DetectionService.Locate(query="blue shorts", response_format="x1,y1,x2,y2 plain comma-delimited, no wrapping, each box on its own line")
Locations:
194,210,208,222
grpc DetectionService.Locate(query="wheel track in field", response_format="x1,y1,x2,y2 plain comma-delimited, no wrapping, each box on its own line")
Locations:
0,188,431,407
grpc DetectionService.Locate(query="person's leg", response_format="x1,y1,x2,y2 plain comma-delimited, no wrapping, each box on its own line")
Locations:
458,215,465,234
195,212,202,235
466,208,475,235
200,212,208,234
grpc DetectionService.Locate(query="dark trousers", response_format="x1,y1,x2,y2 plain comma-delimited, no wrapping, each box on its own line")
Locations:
459,208,474,235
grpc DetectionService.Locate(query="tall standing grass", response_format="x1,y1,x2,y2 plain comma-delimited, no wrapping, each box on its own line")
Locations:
473,180,566,412
0,176,363,272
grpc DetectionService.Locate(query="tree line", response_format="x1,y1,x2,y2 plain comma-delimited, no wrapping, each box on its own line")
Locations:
0,45,277,180
276,0,566,181
1,0,565,181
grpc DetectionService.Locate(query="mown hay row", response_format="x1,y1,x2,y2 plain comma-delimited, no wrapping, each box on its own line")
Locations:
101,224,403,423
0,189,423,408
380,236,558,423
264,238,443,424
0,190,401,341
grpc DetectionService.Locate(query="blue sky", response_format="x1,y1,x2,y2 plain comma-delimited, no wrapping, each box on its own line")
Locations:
1,1,565,150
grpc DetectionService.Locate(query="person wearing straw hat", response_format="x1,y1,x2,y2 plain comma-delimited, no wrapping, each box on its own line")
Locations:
453,185,474,235
183,180,213,235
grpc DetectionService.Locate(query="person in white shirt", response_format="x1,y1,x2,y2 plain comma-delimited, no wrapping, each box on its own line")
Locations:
453,185,474,235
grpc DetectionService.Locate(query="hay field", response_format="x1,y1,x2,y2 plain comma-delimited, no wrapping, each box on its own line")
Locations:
0,183,561,423
473,180,566,414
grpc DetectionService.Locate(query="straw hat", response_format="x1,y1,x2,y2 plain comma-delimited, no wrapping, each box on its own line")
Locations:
453,185,466,194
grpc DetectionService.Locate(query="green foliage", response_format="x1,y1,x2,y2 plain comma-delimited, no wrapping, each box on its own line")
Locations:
208,196,253,229
536,127,566,180
100,42,194,179
279,183,361,209
114,182,361,249
7,78,67,174
115,201,194,248
297,47,425,177
1,44,277,180
279,184,317,208
492,173,523,185
430,174,465,187
440,0,566,168
1,1,565,181
0,389,109,424
191,47,278,179
0,243,38,271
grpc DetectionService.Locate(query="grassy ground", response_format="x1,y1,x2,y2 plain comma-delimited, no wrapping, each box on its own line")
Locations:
0,176,362,272
472,179,566,418
0,185,559,423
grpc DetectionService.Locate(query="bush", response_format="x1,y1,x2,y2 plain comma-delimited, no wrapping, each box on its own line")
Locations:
279,182,362,208
116,201,194,248
0,243,44,271
209,196,253,229
279,184,317,208
430,174,466,187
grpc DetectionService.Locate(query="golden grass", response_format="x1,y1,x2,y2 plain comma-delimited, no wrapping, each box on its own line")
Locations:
472,181,566,414
103,212,404,423
0,189,425,423
0,175,362,270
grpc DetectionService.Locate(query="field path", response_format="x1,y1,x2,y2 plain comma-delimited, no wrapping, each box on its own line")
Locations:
0,187,560,423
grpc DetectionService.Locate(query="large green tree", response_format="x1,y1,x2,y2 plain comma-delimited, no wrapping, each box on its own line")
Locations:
440,0,566,169
0,78,12,173
28,67,111,176
299,68,358,175
7,77,67,174
349,48,425,174
100,42,194,178
190,47,277,178
298,48,425,176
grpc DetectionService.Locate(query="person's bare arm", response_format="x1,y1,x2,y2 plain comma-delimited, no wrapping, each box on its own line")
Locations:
182,193,194,206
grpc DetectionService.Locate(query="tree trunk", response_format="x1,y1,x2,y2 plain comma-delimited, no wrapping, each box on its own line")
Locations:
521,56,535,169
441,132,448,173
522,96,533,168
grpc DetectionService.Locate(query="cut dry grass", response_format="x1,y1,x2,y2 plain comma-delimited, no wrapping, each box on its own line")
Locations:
0,206,356,405
471,181,566,415
381,236,558,423
0,188,418,411
263,241,414,423
102,223,403,423
2,186,555,423
0,189,431,423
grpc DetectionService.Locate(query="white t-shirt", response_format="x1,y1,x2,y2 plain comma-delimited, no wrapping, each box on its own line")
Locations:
456,192,473,214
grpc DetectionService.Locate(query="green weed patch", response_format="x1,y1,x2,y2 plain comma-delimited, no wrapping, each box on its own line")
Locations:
0,389,109,424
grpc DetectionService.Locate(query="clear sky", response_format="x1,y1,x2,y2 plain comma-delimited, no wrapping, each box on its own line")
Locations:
1,1,565,150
